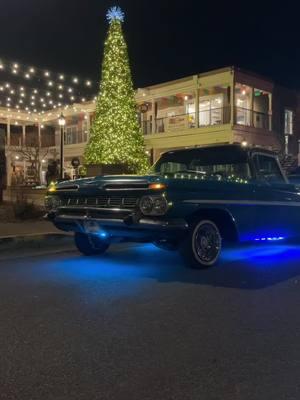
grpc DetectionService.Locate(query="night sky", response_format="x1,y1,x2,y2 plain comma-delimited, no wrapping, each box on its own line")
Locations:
0,0,299,90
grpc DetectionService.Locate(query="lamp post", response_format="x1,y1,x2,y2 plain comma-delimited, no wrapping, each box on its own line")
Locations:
58,113,66,180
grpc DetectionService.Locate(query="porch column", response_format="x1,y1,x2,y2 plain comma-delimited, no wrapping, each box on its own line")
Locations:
7,119,11,146
151,98,156,134
268,93,272,131
6,154,11,186
195,87,199,128
38,123,41,148
86,112,91,141
22,124,26,146
230,84,234,125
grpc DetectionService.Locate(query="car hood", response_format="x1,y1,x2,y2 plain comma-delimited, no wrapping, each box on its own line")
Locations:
55,174,164,193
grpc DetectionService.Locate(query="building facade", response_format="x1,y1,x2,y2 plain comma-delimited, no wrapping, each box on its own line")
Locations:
0,66,299,186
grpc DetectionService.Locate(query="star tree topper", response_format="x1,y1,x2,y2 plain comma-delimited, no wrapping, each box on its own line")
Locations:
106,6,125,23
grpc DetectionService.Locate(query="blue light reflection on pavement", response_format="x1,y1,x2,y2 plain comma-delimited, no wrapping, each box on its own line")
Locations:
9,242,300,292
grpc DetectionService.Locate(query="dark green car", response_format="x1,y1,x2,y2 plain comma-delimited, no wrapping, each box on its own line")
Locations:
45,144,300,268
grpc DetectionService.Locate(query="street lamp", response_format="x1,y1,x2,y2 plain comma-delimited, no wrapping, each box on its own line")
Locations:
58,113,66,179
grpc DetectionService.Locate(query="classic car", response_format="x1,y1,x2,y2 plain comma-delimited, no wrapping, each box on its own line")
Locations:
45,144,300,269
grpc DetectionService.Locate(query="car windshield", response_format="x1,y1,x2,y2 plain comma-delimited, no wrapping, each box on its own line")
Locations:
153,147,251,181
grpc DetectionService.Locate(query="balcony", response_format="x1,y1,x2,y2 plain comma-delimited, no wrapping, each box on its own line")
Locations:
141,106,231,135
141,106,271,135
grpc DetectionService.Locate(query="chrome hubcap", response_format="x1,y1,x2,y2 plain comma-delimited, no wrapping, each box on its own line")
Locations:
194,222,221,264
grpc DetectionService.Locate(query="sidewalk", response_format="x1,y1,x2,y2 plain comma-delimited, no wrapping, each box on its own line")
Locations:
0,220,74,259
0,220,62,238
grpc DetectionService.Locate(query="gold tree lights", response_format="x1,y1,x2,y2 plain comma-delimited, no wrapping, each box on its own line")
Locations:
84,7,149,174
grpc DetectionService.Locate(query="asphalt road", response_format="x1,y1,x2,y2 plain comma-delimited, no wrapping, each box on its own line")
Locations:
1,243,300,400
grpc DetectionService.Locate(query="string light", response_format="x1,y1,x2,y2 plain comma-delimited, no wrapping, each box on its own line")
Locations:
0,57,97,115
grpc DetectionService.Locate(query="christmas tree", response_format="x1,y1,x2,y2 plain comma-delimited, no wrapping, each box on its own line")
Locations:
84,6,149,174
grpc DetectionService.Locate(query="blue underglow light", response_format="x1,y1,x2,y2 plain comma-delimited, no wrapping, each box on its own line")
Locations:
254,236,285,242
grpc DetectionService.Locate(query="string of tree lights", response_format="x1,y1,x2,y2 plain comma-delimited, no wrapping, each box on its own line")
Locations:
0,57,98,114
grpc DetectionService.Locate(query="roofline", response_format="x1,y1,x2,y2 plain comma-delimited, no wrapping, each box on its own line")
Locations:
136,65,289,92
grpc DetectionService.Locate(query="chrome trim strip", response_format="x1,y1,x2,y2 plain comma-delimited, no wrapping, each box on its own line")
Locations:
101,187,149,191
183,199,300,207
56,185,79,191
58,206,132,212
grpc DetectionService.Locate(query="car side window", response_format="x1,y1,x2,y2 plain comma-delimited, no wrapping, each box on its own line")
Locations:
253,154,285,183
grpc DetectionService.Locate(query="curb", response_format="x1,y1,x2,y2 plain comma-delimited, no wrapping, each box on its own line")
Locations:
0,233,75,257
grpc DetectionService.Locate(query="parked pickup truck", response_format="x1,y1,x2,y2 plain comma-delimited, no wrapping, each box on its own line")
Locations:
45,144,300,268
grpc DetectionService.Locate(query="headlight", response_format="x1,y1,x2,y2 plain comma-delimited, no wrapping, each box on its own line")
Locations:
45,195,61,211
139,195,168,216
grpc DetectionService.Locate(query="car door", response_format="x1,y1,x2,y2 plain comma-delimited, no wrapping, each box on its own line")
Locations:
248,152,300,240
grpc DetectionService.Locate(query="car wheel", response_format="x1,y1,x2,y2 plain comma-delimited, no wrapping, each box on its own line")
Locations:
74,232,110,256
153,239,178,251
180,219,222,268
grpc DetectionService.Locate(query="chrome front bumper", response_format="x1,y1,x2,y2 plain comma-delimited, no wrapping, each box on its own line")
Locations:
50,208,188,240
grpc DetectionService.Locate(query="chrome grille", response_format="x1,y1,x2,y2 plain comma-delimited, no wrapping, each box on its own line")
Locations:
61,196,138,209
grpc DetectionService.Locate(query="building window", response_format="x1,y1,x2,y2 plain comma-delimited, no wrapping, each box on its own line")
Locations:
235,84,252,126
235,84,271,130
284,109,293,135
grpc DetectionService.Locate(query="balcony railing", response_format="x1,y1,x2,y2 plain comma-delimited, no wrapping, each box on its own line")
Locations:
141,106,271,135
235,107,271,130
142,107,231,135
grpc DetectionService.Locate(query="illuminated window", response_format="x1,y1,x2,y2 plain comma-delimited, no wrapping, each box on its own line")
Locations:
235,83,252,126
